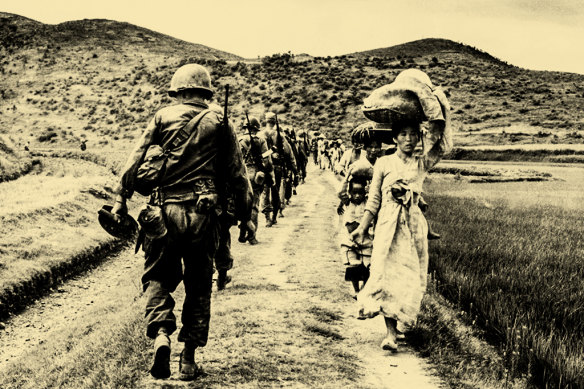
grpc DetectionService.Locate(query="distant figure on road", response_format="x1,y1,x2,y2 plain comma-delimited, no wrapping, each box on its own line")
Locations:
111,64,250,381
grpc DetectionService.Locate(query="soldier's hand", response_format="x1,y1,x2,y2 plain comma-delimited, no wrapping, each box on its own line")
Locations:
111,196,128,222
337,204,345,216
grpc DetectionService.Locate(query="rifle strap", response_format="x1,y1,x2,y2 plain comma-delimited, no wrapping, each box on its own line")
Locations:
161,109,211,152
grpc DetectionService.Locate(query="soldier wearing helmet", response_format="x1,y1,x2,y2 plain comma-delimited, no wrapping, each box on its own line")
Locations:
238,115,273,244
111,63,250,381
258,112,297,227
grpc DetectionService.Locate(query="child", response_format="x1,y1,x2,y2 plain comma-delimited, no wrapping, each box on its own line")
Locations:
337,171,374,298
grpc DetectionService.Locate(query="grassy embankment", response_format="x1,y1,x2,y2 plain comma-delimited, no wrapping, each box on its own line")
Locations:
447,147,584,164
0,155,136,320
0,135,40,183
420,188,584,388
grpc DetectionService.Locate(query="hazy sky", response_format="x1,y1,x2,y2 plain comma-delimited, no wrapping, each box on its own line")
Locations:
4,0,584,74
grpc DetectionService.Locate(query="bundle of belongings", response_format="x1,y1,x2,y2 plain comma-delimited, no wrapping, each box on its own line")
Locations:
361,68,451,155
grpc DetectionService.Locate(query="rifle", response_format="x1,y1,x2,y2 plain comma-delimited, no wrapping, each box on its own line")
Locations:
223,85,229,130
274,114,288,176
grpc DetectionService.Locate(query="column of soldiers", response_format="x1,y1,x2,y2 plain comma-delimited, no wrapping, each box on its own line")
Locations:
110,63,309,381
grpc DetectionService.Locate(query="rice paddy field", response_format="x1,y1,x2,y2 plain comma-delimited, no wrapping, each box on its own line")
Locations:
424,168,584,388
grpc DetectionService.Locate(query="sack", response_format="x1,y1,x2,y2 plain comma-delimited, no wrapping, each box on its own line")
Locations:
362,69,444,125
135,145,168,196
345,264,370,282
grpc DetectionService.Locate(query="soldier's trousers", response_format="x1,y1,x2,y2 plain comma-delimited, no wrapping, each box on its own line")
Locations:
261,165,283,218
248,181,263,238
215,214,234,272
142,201,220,346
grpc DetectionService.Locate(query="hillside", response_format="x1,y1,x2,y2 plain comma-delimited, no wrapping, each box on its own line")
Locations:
0,12,240,60
351,38,509,67
0,14,582,158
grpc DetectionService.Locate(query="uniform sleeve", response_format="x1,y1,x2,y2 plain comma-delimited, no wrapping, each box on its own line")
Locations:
115,114,159,198
283,138,298,174
259,137,274,173
364,160,384,216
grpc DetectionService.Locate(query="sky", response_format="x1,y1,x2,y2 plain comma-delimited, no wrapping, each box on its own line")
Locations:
3,0,584,74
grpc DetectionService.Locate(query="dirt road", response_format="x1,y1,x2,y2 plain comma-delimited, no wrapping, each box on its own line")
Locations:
0,163,444,388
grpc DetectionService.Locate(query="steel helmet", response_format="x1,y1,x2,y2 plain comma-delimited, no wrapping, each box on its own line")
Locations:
98,205,139,240
265,112,276,124
168,64,213,98
244,116,261,131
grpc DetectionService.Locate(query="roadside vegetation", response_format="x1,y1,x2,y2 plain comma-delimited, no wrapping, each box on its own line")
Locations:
0,156,139,320
424,190,584,388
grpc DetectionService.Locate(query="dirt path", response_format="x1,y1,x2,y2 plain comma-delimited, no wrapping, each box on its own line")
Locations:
0,163,444,388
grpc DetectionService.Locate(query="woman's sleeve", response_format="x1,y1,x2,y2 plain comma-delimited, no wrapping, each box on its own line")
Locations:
365,160,384,216
423,89,453,170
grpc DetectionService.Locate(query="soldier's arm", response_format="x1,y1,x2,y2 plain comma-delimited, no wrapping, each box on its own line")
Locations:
283,138,298,174
115,114,159,200
259,138,274,173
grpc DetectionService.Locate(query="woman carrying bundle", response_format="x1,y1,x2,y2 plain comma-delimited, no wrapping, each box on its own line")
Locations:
351,69,452,352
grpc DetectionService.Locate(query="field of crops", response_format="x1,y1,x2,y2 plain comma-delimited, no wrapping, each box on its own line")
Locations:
425,178,584,388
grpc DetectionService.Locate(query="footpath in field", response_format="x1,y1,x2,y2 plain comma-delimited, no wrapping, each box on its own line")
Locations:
142,164,444,388
0,163,444,388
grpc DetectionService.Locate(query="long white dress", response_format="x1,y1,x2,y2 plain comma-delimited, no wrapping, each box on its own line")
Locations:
357,123,452,329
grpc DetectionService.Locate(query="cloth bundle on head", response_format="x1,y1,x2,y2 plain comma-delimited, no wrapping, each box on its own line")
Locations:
362,68,445,124
361,68,451,155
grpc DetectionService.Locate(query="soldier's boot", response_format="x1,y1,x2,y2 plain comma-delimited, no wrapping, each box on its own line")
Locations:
248,237,259,245
217,269,231,290
264,213,273,228
279,209,284,217
150,327,171,379
238,225,247,243
179,342,199,381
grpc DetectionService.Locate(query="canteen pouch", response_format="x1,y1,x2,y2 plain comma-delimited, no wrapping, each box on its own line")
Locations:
137,204,167,239
254,171,266,185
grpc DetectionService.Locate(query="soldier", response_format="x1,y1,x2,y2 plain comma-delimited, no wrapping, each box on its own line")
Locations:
111,64,250,381
238,115,273,244
259,112,297,227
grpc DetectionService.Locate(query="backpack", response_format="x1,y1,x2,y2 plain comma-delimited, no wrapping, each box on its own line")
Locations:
135,109,210,196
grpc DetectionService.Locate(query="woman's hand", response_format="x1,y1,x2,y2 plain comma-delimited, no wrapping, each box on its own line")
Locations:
337,203,345,216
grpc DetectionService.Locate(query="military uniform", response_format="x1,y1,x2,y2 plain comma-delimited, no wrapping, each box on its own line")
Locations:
259,122,297,225
238,120,273,241
116,99,249,349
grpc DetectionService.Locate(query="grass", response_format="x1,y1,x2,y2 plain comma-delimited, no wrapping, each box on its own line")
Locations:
423,192,584,388
446,147,584,163
0,156,140,319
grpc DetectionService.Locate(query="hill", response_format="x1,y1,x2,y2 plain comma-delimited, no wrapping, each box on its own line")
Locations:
0,15,582,156
350,38,509,67
0,12,240,60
